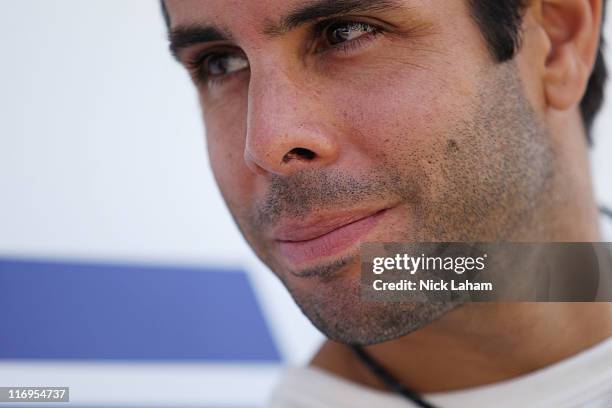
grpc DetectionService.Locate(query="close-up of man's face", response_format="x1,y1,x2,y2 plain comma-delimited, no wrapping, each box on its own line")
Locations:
164,0,601,345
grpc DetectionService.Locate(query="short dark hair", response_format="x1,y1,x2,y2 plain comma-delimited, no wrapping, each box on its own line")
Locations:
468,0,608,141
161,0,608,140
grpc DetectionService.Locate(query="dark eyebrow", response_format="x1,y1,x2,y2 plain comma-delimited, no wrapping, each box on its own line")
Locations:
167,0,403,58
264,0,403,36
168,26,231,59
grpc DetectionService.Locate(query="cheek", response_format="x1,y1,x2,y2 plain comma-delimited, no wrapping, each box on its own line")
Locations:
326,58,479,169
203,95,253,212
318,2,490,161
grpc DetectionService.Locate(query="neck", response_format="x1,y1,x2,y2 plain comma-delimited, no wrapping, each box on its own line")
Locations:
311,303,612,393
538,109,602,242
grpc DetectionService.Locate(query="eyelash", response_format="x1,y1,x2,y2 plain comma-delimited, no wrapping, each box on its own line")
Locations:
187,19,384,88
314,19,383,55
186,50,245,88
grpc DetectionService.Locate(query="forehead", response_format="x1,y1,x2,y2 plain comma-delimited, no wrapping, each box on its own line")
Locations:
165,0,305,30
164,0,443,35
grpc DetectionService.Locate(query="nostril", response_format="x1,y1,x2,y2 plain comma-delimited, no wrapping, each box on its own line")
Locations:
282,147,317,163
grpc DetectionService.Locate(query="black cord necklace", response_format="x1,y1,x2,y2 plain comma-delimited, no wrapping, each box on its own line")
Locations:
350,206,612,408
350,344,438,408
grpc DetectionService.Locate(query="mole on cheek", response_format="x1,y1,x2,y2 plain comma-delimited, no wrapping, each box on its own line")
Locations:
446,139,460,153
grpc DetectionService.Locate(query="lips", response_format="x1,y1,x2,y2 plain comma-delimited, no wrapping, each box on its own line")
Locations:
273,208,389,266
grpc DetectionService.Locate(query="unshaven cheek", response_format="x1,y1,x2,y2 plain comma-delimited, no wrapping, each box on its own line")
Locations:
321,55,478,175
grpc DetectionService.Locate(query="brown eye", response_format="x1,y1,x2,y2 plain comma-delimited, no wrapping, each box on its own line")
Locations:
325,21,377,45
202,52,249,77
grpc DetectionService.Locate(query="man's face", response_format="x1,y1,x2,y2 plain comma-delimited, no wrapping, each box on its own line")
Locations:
167,0,554,344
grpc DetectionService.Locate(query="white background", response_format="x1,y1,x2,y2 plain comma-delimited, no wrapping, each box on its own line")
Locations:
0,1,610,406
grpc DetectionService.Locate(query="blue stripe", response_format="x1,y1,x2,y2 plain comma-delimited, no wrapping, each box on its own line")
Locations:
0,258,280,362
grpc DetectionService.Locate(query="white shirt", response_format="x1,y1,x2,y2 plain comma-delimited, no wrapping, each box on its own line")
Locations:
269,337,612,408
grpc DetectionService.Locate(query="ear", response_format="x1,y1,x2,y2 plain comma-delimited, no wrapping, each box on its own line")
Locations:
540,0,603,111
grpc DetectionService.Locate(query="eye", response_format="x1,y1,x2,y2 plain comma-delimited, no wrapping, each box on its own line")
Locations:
186,50,249,86
201,52,249,78
324,21,379,46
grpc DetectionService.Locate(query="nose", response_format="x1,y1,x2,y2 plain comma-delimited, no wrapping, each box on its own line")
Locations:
244,68,340,176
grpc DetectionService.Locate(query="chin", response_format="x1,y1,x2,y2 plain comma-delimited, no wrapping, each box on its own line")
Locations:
281,261,462,345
